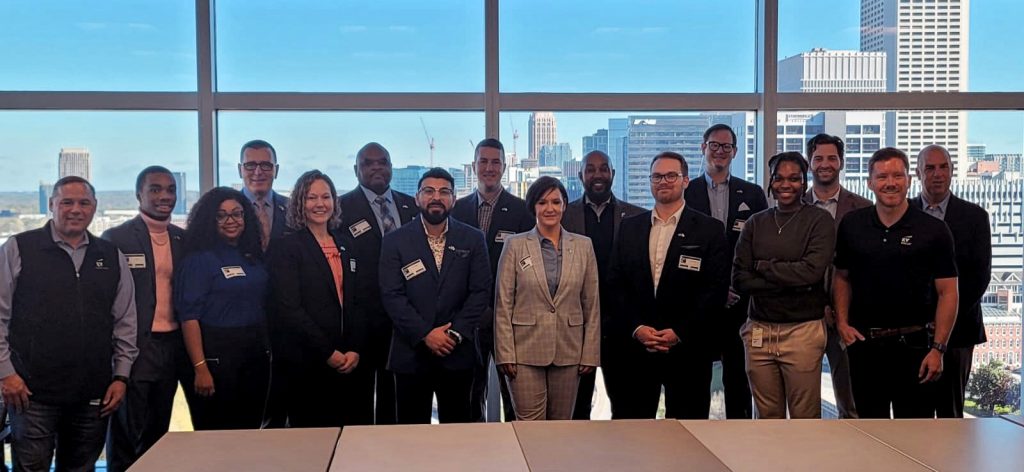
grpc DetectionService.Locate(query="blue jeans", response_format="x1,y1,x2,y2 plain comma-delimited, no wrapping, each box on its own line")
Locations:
10,400,107,472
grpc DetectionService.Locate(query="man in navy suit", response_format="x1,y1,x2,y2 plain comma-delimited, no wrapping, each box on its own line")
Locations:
450,138,534,422
380,168,491,424
339,142,419,424
912,145,991,418
684,124,768,419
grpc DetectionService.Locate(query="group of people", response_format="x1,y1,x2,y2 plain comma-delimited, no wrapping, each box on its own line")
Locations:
0,124,992,471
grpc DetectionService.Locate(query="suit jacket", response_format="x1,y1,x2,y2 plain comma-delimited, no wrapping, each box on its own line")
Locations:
266,227,366,370
339,187,418,349
802,187,872,230
268,192,291,242
379,217,492,374
684,174,768,260
451,190,534,284
493,229,600,368
910,193,991,347
608,207,730,348
560,195,646,247
101,215,185,380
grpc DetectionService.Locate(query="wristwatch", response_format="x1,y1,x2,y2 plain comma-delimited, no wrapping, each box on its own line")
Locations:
930,342,947,354
445,329,463,344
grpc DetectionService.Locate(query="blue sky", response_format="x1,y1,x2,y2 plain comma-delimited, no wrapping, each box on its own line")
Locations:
0,0,1021,192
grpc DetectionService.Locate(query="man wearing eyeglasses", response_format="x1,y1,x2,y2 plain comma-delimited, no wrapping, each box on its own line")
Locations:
608,152,729,419
451,138,533,423
238,140,290,252
339,142,419,425
379,168,491,424
684,124,768,419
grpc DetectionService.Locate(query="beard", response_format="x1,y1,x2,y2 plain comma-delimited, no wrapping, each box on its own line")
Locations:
421,205,449,225
584,179,612,202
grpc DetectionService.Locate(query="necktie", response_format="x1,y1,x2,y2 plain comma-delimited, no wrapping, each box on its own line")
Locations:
255,200,272,250
375,195,397,234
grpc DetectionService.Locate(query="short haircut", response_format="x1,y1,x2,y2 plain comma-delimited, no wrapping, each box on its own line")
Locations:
286,170,342,230
474,138,506,163
767,151,809,196
868,147,910,176
418,167,456,190
916,144,953,169
703,123,737,145
356,142,390,162
239,139,277,163
650,151,689,176
52,176,96,200
806,133,845,163
524,176,569,217
135,165,174,194
582,150,612,168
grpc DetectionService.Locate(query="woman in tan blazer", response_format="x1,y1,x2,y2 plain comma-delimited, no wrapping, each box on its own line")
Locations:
494,176,601,420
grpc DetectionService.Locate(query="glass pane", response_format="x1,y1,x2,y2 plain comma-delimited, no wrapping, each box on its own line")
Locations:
501,1,756,92
0,0,196,91
217,112,485,194
778,0,1024,92
215,0,483,92
780,110,1023,417
0,111,200,240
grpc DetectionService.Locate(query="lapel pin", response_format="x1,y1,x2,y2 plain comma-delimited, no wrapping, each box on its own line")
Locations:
677,233,685,238
501,207,508,212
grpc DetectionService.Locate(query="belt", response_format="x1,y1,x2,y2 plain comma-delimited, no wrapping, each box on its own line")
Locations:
867,325,926,339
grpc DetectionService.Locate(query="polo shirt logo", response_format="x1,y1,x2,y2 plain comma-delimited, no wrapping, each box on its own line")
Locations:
95,259,109,270
901,235,913,246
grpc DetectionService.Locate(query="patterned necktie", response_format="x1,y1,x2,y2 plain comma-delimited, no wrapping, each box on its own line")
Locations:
374,195,397,234
255,200,272,250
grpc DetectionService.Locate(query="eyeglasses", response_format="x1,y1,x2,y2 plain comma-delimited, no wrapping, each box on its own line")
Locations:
649,172,684,184
706,141,736,152
216,211,245,223
418,187,454,199
241,161,276,172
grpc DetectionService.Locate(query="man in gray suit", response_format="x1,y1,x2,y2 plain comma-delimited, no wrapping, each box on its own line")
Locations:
801,133,871,419
102,166,188,471
561,150,644,419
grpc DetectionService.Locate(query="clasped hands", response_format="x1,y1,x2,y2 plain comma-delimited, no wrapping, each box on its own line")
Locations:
327,350,360,374
635,326,680,353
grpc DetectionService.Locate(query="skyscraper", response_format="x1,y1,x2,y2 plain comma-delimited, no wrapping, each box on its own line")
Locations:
171,172,187,215
539,142,572,168
861,0,970,177
58,147,91,180
582,129,609,155
528,112,557,162
967,144,987,162
38,181,52,215
778,49,886,93
391,165,430,195
607,118,629,201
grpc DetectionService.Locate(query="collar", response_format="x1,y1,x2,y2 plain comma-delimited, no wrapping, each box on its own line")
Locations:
477,188,503,207
812,186,842,204
139,212,170,233
651,202,685,226
584,194,615,209
920,191,951,213
362,185,393,205
871,203,916,230
49,220,90,248
420,216,449,238
242,187,273,206
704,173,730,190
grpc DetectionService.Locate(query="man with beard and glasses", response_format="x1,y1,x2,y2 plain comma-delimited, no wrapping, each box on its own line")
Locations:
379,168,491,424
560,150,644,419
800,133,871,419
451,138,533,422
102,166,188,471
339,142,419,425
910,145,991,418
608,152,729,419
834,147,958,418
684,124,767,419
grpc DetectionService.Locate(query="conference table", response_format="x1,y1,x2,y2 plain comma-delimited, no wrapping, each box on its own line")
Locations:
131,418,1024,471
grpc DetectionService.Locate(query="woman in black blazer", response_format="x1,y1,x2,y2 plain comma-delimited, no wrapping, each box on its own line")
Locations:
267,170,371,427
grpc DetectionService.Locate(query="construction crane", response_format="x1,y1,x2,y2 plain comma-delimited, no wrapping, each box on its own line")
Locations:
419,116,435,167
509,115,519,160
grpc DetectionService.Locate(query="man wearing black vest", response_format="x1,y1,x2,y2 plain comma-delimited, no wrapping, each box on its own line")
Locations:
0,176,139,471
339,142,419,424
451,138,533,422
561,150,644,419
684,124,768,419
103,167,188,471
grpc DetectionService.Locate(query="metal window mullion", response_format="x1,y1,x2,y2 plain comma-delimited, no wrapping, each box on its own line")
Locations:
196,0,217,192
757,0,779,187
485,0,500,139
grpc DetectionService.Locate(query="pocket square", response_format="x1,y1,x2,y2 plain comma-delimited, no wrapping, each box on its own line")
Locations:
738,202,751,212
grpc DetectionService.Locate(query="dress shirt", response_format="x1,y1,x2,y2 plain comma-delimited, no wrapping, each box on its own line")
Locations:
649,203,685,292
539,235,563,298
421,217,449,272
476,189,502,235
584,195,612,221
704,173,729,224
811,186,841,219
0,224,138,378
919,192,951,220
361,185,401,235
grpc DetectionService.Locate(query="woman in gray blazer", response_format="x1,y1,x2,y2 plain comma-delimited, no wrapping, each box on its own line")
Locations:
494,176,601,420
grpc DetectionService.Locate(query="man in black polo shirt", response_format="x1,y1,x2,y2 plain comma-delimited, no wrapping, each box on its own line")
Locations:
833,147,958,419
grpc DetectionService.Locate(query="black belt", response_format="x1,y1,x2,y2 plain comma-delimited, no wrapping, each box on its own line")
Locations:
867,325,926,339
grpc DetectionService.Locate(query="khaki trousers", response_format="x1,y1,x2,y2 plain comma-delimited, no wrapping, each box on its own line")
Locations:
741,318,827,419
506,365,580,421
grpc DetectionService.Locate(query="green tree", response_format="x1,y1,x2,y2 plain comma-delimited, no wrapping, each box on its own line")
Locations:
967,360,1014,415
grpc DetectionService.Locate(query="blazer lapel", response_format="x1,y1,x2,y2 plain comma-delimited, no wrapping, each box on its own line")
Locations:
656,212,690,299
635,215,655,296
354,190,384,241
302,228,341,306
489,191,515,242
688,175,711,214
551,231,576,305
526,229,555,307
728,176,743,224
465,192,482,228
395,192,418,225
414,219,441,282
131,217,156,286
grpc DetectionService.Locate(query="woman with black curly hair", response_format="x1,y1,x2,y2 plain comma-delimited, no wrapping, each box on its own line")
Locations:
175,187,271,430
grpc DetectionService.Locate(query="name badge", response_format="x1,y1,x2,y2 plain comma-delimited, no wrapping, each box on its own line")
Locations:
751,327,764,348
349,219,372,238
350,259,357,273
732,219,746,232
495,230,514,244
402,259,427,280
518,256,533,271
126,254,146,269
221,266,246,279
678,255,702,272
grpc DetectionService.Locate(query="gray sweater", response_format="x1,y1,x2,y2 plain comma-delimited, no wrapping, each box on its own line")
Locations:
732,205,835,323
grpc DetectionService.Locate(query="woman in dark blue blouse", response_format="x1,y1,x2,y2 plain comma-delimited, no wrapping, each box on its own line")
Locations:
176,187,271,430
